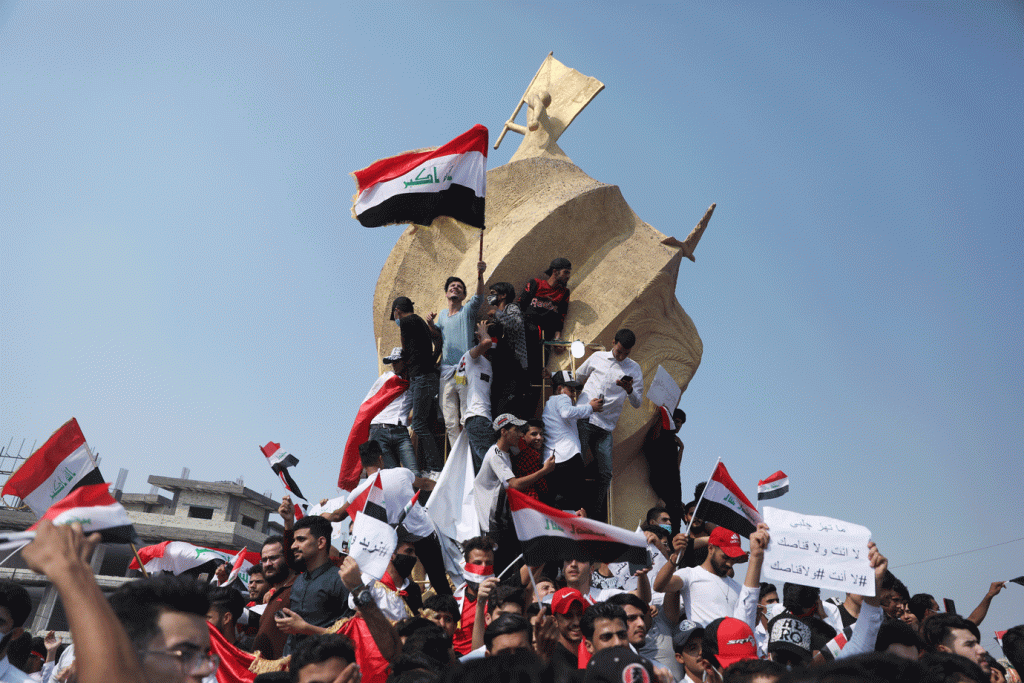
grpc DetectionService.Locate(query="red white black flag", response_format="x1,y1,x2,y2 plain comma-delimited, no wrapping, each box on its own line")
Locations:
30,482,139,545
338,374,409,490
507,486,648,566
695,462,764,537
260,441,306,502
757,471,790,500
352,125,488,229
1,418,104,516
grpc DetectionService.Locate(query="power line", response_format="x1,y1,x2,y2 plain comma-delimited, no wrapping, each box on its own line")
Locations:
890,536,1024,569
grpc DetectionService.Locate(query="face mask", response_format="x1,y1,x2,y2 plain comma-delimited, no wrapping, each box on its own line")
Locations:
394,318,401,327
487,294,499,306
392,553,418,579
659,524,672,533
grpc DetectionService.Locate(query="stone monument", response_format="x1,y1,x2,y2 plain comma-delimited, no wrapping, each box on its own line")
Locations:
372,53,712,527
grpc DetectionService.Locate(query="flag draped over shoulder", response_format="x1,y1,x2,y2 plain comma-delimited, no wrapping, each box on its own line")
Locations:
507,486,648,565
348,473,397,581
757,471,789,500
30,482,139,544
352,125,488,229
695,462,764,537
1,418,104,516
338,375,409,490
260,441,306,501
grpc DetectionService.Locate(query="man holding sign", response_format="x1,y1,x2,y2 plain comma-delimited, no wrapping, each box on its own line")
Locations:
653,524,771,630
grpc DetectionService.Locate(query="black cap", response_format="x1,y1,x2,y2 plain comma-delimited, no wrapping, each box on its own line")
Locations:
585,646,654,683
544,257,572,275
389,296,414,320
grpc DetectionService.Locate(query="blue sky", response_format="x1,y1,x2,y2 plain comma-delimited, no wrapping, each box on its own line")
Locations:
2,1,1022,652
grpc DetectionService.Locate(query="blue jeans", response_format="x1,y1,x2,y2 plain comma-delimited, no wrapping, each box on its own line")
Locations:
578,419,613,522
410,372,443,471
464,415,496,474
369,423,417,471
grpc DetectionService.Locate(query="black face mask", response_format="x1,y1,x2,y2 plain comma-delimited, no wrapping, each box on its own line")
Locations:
392,553,418,579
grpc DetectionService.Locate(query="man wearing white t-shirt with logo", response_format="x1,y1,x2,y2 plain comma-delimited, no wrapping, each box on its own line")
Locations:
652,525,770,633
575,328,644,522
457,319,498,472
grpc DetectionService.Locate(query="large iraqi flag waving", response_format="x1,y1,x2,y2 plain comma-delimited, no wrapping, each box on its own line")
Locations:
694,461,764,537
507,486,647,566
351,124,488,229
129,540,260,576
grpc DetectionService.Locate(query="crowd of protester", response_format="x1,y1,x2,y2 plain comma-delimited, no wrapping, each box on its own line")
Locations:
1,257,1020,683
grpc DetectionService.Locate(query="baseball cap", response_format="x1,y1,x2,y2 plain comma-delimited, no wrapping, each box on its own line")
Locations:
551,370,581,388
550,587,587,615
672,619,705,651
492,413,527,431
702,617,758,669
708,527,746,558
389,296,414,319
766,613,813,663
584,645,654,683
382,347,405,363
544,257,572,275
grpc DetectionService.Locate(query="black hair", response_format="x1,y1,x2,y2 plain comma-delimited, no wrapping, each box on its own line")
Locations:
462,536,495,562
1003,624,1024,674
646,506,669,522
254,673,292,683
525,602,542,618
422,594,459,620
483,613,532,651
783,582,820,615
443,276,466,293
109,575,211,649
722,658,786,683
693,481,706,500
262,535,287,551
880,570,910,601
210,586,246,623
400,622,451,671
6,632,32,669
359,440,384,467
920,651,988,683
289,633,356,681
0,580,32,628
759,582,778,601
613,328,636,349
922,613,981,652
908,593,936,622
605,592,648,615
525,418,544,431
294,514,333,542
249,566,265,577
489,282,515,306
396,617,434,639
388,651,442,681
580,602,627,640
874,618,925,653
639,522,670,541
445,649,544,683
805,651,928,683
673,409,686,425
486,585,525,616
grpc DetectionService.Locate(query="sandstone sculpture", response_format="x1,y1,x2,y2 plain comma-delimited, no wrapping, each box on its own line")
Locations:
372,53,710,527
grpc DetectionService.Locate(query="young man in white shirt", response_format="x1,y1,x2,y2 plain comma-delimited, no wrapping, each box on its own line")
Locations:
575,328,644,522
366,347,415,470
457,319,497,472
542,370,603,513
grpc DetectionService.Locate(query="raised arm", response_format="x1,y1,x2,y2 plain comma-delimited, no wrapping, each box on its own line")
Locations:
967,581,1006,626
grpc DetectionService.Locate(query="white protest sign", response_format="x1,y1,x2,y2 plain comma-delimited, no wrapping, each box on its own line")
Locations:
646,365,682,411
309,494,350,541
762,507,874,596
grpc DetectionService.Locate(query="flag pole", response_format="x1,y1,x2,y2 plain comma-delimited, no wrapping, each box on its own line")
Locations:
131,543,150,578
678,457,719,568
496,554,523,581
479,227,484,262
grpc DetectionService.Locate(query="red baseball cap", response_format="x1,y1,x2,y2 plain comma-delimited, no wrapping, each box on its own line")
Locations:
551,587,587,615
708,527,746,558
702,617,758,669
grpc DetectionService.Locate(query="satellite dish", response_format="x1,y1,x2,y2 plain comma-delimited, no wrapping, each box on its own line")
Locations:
571,340,585,358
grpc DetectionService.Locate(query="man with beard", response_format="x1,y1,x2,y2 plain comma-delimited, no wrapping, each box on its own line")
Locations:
253,498,299,659
923,614,993,676
276,516,352,653
653,525,770,630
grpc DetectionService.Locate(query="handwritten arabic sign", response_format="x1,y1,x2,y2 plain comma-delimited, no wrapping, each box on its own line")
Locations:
762,507,874,596
645,365,682,412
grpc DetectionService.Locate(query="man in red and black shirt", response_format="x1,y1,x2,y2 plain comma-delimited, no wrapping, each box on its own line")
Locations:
517,257,572,416
510,419,553,505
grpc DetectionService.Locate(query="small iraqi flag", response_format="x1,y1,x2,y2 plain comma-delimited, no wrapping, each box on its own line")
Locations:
1,418,104,517
694,462,764,538
352,124,488,229
757,471,790,500
348,473,397,580
260,442,306,502
507,486,648,566
30,482,139,545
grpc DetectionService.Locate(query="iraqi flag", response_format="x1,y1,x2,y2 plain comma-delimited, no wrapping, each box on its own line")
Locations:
29,482,140,544
338,374,410,490
1,418,104,517
352,125,488,229
757,471,790,500
694,462,764,538
348,473,397,581
130,540,237,575
225,547,263,585
260,442,307,502
507,486,648,566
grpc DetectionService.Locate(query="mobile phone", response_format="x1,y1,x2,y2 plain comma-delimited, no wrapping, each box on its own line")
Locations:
622,375,632,382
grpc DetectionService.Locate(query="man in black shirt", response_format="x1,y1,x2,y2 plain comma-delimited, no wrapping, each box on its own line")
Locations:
391,295,443,476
